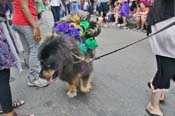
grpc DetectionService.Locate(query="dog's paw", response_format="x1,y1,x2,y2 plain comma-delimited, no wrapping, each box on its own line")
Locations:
87,83,92,90
67,91,77,98
80,87,90,93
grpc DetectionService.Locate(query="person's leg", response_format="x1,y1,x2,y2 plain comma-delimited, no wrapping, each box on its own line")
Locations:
100,2,103,17
147,91,163,116
148,81,165,102
122,16,127,25
57,6,62,19
16,31,30,67
147,55,175,116
67,3,71,14
135,16,141,29
51,6,59,22
141,15,146,30
78,2,81,11
71,3,76,14
104,2,109,17
75,2,81,13
16,26,40,81
64,3,68,16
74,3,78,13
0,69,24,116
114,13,119,24
15,25,48,87
0,69,34,116
101,3,106,17
90,2,94,14
0,69,13,114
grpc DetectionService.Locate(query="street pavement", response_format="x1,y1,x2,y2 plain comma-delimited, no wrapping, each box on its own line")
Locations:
1,10,175,116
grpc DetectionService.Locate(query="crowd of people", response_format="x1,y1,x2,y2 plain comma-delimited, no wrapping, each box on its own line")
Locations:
96,0,153,31
3,0,153,31
34,0,153,32
0,0,174,116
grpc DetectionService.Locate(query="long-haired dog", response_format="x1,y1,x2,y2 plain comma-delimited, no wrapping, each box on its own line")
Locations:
38,35,94,98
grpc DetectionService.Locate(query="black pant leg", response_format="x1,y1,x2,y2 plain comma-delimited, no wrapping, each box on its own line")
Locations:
152,55,175,90
51,6,60,22
0,69,13,113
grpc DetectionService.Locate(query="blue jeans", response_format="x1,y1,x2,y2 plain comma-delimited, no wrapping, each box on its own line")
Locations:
13,25,40,81
71,2,81,13
90,2,94,14
62,2,71,15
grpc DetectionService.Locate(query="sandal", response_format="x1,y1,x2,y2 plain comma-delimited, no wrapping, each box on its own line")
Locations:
146,109,164,116
147,82,165,103
0,100,25,114
13,112,34,116
12,100,25,108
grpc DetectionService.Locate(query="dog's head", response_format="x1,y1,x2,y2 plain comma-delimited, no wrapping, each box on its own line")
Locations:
38,35,81,80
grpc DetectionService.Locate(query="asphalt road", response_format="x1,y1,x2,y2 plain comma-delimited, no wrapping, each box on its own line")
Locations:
1,10,175,116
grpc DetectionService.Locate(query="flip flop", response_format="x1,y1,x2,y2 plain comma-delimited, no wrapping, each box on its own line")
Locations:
146,109,163,116
12,100,25,108
0,100,25,114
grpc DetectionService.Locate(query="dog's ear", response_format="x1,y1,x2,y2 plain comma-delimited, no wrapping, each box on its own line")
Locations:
38,36,61,60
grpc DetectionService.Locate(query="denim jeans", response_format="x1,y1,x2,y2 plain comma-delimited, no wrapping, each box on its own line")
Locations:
62,2,71,16
90,2,94,14
65,3,71,15
71,2,81,13
13,25,40,81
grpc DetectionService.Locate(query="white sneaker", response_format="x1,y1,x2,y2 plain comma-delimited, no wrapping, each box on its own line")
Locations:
117,24,121,27
27,78,49,87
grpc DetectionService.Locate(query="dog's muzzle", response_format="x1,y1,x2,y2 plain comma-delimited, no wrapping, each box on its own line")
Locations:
40,69,56,79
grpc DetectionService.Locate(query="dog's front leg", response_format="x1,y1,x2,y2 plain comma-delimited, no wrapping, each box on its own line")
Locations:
67,81,77,98
80,73,93,93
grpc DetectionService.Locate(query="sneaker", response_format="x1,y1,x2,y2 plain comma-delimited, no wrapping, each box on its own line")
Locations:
27,78,49,87
117,24,121,28
120,23,127,27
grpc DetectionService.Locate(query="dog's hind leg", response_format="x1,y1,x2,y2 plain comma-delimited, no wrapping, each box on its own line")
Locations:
80,73,93,93
67,81,78,98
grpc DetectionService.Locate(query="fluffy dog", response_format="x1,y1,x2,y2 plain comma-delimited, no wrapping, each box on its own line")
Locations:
38,35,94,98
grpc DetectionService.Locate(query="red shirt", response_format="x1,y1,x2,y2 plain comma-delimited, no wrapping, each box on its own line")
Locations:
139,7,149,13
42,0,47,2
12,0,37,25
